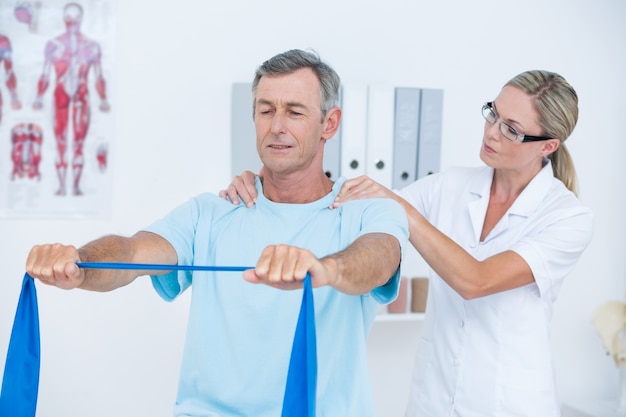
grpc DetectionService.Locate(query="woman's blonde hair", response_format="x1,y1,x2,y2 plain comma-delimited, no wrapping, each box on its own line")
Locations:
506,70,580,195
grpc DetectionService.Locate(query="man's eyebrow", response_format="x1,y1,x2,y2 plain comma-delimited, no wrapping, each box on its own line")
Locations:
256,99,308,111
256,98,273,107
285,102,308,110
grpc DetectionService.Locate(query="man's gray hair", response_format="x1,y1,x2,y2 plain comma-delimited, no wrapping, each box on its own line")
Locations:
251,49,340,121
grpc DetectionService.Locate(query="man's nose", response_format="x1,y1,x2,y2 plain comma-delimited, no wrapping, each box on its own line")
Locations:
270,112,288,134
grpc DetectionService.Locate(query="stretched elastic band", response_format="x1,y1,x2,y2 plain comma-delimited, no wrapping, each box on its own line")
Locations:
1,264,317,417
77,262,251,272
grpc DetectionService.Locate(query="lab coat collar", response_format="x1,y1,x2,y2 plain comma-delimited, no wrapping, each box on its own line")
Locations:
468,158,555,218
466,159,555,243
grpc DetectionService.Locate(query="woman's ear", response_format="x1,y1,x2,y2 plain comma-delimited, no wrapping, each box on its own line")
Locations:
540,138,560,156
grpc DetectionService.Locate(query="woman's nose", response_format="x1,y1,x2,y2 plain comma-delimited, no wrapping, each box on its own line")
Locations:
485,120,501,141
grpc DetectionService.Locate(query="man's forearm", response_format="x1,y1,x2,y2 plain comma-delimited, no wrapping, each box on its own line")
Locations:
77,232,176,292
322,233,401,295
77,235,141,291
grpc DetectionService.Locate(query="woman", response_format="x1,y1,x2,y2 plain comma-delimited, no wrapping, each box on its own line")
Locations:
221,70,594,416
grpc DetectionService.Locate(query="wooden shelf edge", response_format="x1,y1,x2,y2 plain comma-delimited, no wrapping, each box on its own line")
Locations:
374,312,425,322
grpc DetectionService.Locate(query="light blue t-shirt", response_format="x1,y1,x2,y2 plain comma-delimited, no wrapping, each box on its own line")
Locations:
145,177,408,417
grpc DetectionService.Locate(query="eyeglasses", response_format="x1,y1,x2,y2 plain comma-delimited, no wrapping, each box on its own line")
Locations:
481,102,552,144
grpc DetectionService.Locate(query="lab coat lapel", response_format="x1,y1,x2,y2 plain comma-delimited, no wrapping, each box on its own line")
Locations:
467,167,493,244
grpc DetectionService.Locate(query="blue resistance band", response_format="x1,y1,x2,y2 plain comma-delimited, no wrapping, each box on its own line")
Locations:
0,263,317,417
0,274,39,417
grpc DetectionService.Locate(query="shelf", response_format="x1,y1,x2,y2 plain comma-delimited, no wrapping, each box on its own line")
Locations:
562,400,626,417
375,312,425,322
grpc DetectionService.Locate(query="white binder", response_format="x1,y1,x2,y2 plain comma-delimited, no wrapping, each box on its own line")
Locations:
339,83,368,178
366,84,395,188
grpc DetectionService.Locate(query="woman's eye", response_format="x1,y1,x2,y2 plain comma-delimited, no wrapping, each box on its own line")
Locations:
506,124,519,136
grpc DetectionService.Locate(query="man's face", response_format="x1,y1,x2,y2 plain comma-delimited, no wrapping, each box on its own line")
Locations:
254,68,326,178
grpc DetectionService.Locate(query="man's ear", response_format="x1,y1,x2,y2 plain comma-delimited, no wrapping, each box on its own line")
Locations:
321,107,342,140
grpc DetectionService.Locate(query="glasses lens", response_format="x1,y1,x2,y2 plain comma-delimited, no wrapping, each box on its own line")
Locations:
482,103,496,124
499,122,521,143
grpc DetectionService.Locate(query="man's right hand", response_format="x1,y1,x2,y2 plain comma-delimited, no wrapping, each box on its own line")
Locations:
25,243,85,290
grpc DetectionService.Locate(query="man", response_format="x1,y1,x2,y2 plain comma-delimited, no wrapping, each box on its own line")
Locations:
26,49,408,416
32,2,110,196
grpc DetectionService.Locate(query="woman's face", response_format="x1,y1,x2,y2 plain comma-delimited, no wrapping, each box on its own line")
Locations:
479,85,558,172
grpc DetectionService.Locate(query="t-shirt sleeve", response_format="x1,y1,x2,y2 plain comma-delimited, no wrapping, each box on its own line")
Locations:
142,196,207,301
512,207,593,301
357,198,410,304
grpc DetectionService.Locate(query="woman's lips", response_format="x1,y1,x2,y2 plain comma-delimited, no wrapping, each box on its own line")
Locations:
483,142,496,153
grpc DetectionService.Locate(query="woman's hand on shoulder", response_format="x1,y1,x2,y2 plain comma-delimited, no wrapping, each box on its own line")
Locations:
330,175,396,209
219,170,259,207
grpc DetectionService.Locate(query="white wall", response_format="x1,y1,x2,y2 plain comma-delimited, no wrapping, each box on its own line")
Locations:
1,0,625,416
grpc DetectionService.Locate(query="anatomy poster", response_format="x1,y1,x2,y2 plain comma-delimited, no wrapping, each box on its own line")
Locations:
0,1,115,218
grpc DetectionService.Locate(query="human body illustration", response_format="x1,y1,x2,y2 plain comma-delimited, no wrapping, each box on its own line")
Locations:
0,34,22,125
14,1,41,32
10,122,43,181
32,2,110,196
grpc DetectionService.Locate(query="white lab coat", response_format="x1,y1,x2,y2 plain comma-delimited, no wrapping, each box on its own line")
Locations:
401,161,593,417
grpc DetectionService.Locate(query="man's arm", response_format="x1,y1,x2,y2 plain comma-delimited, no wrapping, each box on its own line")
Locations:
243,232,401,295
25,231,177,292
322,233,401,294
